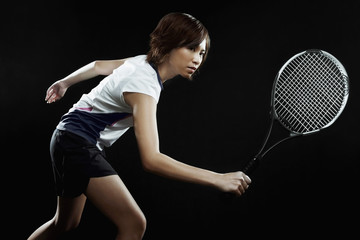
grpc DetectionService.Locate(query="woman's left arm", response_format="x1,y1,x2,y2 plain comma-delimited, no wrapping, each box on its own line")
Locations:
45,59,128,103
124,92,251,196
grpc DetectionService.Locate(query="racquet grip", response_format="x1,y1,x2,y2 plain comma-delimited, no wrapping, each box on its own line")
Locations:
243,156,260,175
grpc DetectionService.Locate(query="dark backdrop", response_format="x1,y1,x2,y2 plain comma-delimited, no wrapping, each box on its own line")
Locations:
2,1,359,239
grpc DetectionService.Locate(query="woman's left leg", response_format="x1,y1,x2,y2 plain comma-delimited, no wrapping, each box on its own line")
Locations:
27,194,87,240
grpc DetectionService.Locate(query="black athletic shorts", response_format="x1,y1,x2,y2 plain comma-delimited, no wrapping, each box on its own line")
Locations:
50,129,117,197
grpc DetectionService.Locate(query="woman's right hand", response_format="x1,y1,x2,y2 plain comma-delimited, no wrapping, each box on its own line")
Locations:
216,171,252,196
45,80,68,104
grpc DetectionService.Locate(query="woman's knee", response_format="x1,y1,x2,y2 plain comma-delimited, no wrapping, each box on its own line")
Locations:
136,213,147,235
117,212,147,239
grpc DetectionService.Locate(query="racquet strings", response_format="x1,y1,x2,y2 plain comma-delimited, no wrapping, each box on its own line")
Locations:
274,52,349,134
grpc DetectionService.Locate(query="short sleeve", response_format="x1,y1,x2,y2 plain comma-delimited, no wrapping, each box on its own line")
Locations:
117,56,162,102
122,76,159,102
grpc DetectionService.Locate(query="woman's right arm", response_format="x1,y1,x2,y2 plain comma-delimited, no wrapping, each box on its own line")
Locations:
45,59,127,103
125,92,251,196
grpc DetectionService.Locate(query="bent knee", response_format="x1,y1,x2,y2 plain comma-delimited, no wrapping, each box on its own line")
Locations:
129,213,147,234
117,213,147,239
137,213,147,234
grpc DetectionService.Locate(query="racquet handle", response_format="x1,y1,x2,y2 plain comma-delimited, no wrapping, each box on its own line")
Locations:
243,156,261,175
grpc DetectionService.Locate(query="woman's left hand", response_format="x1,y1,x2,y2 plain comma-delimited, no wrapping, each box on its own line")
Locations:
45,80,68,103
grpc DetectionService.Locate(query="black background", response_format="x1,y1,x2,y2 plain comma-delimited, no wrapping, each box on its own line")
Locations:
2,1,359,239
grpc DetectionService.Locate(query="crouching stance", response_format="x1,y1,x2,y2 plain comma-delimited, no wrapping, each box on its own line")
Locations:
28,12,251,240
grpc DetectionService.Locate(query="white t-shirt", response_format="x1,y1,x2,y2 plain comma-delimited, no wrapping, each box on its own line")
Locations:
57,55,163,150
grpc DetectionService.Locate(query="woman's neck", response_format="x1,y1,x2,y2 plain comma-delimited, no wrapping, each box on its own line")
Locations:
157,61,177,83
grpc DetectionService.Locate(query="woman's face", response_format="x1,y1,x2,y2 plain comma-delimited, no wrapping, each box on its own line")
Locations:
168,39,207,79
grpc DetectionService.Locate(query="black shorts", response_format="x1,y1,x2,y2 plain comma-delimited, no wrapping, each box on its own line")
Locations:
50,129,117,197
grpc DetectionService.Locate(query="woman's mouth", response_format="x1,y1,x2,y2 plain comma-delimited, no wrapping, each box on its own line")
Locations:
187,66,197,73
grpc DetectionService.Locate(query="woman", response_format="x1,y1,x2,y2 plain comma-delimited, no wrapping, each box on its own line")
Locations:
28,12,251,240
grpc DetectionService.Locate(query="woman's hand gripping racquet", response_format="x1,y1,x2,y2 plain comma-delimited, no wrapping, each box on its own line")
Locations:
243,49,350,175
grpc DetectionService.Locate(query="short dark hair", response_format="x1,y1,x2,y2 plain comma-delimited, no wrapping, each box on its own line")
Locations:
147,13,210,67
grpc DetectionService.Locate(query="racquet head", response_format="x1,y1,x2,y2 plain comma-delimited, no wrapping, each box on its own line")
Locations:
272,49,349,135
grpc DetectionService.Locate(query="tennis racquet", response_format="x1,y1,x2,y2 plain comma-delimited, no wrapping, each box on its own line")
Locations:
243,49,350,175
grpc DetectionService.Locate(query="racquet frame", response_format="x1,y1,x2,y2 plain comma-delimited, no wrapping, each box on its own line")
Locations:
243,49,349,175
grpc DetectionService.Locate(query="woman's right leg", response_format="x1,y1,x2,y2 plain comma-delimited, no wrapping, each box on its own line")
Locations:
27,194,87,240
85,175,147,240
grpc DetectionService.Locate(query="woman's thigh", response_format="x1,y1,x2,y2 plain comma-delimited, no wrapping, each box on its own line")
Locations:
55,194,87,231
85,175,146,230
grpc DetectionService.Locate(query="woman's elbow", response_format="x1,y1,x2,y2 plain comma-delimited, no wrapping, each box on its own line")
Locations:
94,59,125,75
141,155,159,173
93,60,109,75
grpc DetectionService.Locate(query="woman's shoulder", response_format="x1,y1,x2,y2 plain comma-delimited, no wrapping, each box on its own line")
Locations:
125,55,147,66
119,55,156,80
